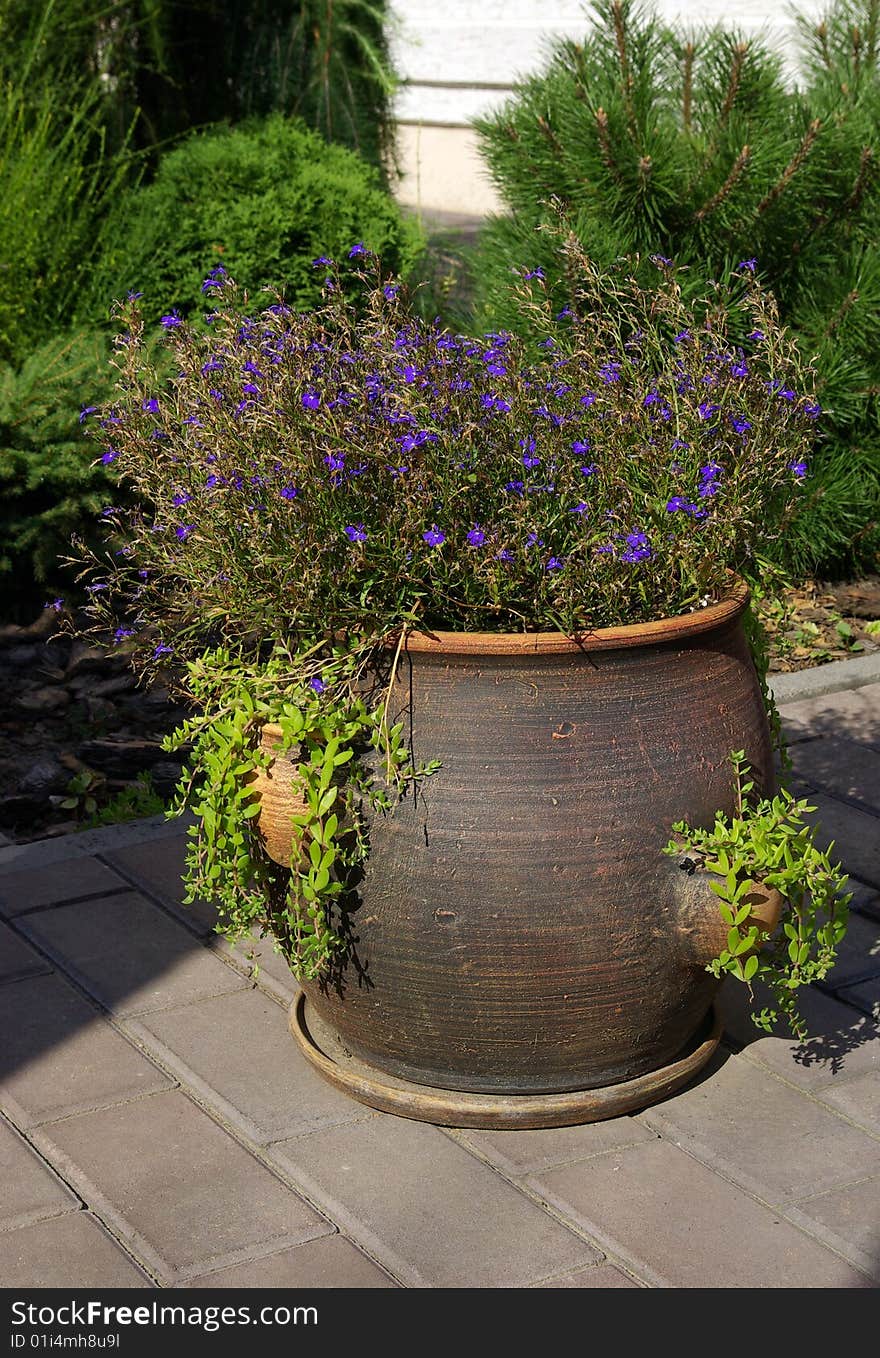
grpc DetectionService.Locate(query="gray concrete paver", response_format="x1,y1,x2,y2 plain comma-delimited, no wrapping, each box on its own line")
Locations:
0,859,126,918
0,1212,155,1288
101,835,218,938
180,1236,397,1288
16,891,248,1017
29,1090,334,1286
0,1116,79,1232
0,972,174,1128
269,1114,603,1288
526,1138,874,1288
639,1050,880,1206
449,1117,656,1177
0,921,51,983
125,988,370,1145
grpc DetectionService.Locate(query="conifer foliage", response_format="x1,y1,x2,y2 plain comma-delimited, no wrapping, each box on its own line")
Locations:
473,1,880,577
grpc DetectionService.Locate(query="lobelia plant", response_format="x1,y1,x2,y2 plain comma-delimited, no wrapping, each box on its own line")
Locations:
71,231,849,1025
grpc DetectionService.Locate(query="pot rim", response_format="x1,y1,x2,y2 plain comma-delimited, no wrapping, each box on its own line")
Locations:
402,575,750,656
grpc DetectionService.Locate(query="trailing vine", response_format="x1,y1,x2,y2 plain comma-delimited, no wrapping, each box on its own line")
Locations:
665,751,851,1039
161,644,440,979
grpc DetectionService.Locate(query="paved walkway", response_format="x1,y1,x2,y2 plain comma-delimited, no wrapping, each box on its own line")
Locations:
1,679,878,1289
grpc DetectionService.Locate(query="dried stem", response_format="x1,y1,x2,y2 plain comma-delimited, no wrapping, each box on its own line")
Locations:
694,145,750,221
757,119,822,214
719,42,748,130
823,288,860,339
848,145,874,212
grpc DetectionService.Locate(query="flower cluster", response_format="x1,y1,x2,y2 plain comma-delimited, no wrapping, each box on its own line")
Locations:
77,240,818,668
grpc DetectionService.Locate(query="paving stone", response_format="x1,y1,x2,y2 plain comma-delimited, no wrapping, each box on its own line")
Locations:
17,891,247,1017
0,859,126,918
223,930,299,1005
537,1263,643,1288
779,684,880,748
792,788,880,888
639,1050,880,1206
849,878,880,918
821,912,880,988
789,735,880,816
0,973,173,1128
0,1212,154,1288
0,1116,78,1232
527,1138,873,1288
102,836,218,937
784,1177,880,1282
126,988,370,1144
0,921,51,983
837,978,880,1018
29,1090,333,1285
450,1117,656,1177
718,979,880,1092
818,1072,880,1137
181,1235,396,1288
270,1114,601,1288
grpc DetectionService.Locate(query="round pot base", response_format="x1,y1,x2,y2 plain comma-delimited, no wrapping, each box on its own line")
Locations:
289,993,723,1130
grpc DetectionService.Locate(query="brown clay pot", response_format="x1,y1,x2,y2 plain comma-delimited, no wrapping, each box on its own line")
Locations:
247,724,307,868
287,578,777,1127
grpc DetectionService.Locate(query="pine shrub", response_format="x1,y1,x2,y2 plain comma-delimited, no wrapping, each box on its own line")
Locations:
472,0,880,577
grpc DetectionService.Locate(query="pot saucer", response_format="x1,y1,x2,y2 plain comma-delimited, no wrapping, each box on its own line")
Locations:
289,992,722,1130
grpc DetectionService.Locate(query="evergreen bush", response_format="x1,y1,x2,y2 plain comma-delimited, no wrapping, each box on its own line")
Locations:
83,115,423,327
0,331,116,619
472,0,880,577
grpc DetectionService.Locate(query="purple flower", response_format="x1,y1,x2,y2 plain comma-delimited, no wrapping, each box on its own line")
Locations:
301,390,320,410
545,556,565,571
312,255,333,268
599,361,622,384
495,548,514,562
175,524,195,540
324,453,345,473
423,525,446,548
730,358,748,378
200,266,227,293
748,329,765,341
730,415,752,434
485,362,507,377
505,479,525,494
101,450,119,465
344,524,367,543
242,383,259,396
699,463,723,497
674,330,690,344
580,392,597,406
309,676,326,693
803,402,822,419
738,258,757,273
698,401,719,421
45,597,64,612
114,627,135,643
571,440,590,455
522,267,545,281
79,405,98,423
789,460,808,479
383,284,399,300
348,242,368,258
160,311,182,328
153,644,173,658
569,501,589,515
651,254,673,267
127,290,143,301
526,533,544,548
466,525,486,547
280,486,298,500
580,464,598,477
522,452,541,469
620,531,652,563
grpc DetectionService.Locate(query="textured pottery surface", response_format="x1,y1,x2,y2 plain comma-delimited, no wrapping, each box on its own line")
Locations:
298,582,774,1096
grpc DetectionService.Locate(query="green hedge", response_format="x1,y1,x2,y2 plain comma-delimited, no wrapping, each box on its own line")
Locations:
84,115,423,327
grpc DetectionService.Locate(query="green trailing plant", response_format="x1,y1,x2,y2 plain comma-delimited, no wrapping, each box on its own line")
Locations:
81,771,167,828
471,0,880,578
665,752,851,1039
162,645,439,978
82,114,422,328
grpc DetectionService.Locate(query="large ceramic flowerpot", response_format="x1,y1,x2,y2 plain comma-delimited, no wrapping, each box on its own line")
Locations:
282,579,777,1128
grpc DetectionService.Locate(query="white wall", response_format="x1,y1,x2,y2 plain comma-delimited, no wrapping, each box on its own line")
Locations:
390,0,826,216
